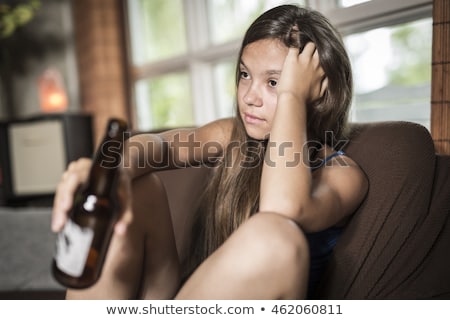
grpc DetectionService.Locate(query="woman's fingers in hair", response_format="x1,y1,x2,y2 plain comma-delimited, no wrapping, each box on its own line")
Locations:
300,42,317,56
303,43,327,93
299,43,323,71
281,42,326,103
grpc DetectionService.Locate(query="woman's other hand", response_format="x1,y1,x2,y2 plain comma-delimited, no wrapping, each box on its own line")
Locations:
51,158,132,236
51,158,91,232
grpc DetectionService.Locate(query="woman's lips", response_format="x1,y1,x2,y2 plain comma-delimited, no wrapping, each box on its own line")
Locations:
244,112,264,124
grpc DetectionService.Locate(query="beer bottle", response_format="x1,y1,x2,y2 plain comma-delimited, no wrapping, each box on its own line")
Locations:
52,118,127,288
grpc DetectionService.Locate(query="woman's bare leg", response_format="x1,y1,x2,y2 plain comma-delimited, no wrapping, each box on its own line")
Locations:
135,174,181,299
176,211,309,300
66,173,180,299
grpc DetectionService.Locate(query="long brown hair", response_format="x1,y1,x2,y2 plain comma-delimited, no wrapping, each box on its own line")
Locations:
184,4,352,278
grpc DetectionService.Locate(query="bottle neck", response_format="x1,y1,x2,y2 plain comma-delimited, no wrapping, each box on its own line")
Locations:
85,124,126,198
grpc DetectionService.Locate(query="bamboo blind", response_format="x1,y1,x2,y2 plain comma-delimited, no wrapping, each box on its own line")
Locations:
431,0,450,155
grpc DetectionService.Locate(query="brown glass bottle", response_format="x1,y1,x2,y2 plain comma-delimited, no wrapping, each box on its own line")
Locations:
52,118,127,289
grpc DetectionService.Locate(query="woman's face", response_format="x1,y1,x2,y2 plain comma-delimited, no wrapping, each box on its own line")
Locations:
237,39,289,140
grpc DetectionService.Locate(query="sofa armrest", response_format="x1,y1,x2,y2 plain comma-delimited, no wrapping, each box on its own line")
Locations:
155,166,212,263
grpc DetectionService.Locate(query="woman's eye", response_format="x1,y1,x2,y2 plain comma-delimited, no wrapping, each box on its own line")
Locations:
269,79,278,87
240,71,250,79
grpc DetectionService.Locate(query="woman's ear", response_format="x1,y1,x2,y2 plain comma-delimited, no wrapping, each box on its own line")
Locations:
320,77,328,97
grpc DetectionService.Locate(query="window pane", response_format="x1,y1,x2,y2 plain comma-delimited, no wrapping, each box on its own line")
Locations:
207,0,304,44
344,18,432,128
213,60,236,119
128,0,187,64
337,0,371,7
135,72,193,130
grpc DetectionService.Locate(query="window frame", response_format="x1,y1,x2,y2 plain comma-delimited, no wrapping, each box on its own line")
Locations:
314,0,432,35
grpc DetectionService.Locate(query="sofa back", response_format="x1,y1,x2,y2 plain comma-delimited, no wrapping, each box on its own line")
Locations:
316,121,450,299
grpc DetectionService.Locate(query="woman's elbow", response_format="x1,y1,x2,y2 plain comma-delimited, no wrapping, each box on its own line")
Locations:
258,202,306,225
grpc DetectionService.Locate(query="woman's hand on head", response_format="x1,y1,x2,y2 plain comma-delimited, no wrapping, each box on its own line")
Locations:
277,42,327,105
51,157,133,236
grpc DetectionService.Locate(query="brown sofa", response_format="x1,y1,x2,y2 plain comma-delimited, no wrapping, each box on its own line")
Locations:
156,121,450,299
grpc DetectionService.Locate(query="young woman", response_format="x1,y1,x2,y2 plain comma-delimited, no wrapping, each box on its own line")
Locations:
52,4,368,299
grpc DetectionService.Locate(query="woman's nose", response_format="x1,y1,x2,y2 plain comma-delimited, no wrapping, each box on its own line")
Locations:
243,85,263,107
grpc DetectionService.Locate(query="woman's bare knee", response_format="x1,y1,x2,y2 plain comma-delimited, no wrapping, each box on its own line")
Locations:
177,211,309,299
237,212,309,298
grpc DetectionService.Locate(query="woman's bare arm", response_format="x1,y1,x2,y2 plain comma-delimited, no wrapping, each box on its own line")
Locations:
124,118,233,179
259,44,367,232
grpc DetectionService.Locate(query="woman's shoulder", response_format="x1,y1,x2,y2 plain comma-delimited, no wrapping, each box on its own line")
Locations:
194,117,234,145
314,146,368,196
313,146,368,227
314,146,357,170
202,117,234,132
158,117,234,145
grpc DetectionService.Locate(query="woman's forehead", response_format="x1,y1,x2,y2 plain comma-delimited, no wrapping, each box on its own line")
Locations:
241,39,288,71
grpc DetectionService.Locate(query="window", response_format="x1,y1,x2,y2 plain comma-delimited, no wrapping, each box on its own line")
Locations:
345,18,432,128
128,0,187,64
323,0,433,129
338,0,371,7
135,72,193,130
126,0,433,131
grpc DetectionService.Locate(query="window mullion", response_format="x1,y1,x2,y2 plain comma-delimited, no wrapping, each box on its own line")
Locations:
184,0,209,52
184,0,218,125
190,62,217,125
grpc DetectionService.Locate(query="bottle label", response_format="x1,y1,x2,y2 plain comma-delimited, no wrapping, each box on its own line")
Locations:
54,219,94,277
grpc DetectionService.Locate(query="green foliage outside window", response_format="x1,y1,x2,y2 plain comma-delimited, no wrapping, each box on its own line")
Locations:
147,72,193,129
